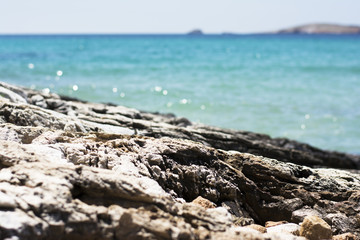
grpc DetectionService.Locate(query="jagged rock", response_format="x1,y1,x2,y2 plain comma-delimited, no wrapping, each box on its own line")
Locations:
1,82,360,239
324,212,355,235
1,81,358,169
300,215,333,240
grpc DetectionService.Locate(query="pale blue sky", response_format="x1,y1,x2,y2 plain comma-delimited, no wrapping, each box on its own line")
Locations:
1,0,360,34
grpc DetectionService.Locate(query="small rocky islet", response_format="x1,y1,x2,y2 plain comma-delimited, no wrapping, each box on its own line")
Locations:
0,81,360,240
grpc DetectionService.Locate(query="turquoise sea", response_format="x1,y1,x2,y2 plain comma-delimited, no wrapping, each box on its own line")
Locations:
0,34,359,153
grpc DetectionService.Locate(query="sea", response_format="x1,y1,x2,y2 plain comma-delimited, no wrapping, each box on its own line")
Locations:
0,34,359,154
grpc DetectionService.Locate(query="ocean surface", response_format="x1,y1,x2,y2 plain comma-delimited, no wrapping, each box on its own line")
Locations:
0,34,359,153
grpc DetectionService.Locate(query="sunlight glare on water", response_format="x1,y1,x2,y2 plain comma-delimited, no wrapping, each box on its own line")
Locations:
0,34,359,153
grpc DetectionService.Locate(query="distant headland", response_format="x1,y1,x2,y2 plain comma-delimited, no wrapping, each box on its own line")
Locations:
276,23,360,34
185,24,360,35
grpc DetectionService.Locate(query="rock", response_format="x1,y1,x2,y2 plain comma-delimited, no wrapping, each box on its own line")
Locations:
324,212,354,235
215,226,305,240
300,215,333,240
292,206,323,223
233,217,255,226
265,221,288,228
333,233,359,240
277,23,360,34
0,191,16,208
30,94,47,108
221,200,252,219
267,223,300,236
1,81,360,239
246,224,267,233
3,81,358,169
0,86,26,103
191,196,216,209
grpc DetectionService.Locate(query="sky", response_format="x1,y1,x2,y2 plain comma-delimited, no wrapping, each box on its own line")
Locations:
1,0,360,34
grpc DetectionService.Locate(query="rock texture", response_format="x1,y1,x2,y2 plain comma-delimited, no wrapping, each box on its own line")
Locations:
299,215,332,240
1,81,360,239
267,223,300,236
277,23,360,34
1,82,358,170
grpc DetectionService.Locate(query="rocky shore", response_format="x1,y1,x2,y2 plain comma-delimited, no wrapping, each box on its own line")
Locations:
1,81,360,240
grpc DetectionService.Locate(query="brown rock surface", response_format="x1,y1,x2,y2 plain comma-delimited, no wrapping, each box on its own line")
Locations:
300,215,333,240
333,233,359,240
191,196,216,209
1,82,360,239
265,221,288,228
246,224,267,233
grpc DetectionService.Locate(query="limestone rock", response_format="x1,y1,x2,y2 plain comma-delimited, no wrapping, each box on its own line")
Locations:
267,223,300,236
333,233,359,240
214,226,305,240
325,212,355,235
266,221,288,228
300,215,333,240
1,81,360,239
1,81,358,169
292,206,323,223
191,196,216,209
246,224,267,233
0,85,27,103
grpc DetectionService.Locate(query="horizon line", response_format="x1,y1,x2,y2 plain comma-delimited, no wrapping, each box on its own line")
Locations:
1,22,359,36
0,32,270,36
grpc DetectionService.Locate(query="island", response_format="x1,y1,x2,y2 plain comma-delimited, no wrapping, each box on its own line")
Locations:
277,23,360,34
187,29,204,35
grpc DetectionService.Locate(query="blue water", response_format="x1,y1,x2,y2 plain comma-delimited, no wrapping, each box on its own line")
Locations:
0,34,359,153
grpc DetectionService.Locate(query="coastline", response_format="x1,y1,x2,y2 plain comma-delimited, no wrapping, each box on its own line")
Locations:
2,34,359,154
1,81,360,239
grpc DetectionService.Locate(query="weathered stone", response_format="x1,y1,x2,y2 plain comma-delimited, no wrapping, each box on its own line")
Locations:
233,217,255,226
30,94,47,108
1,81,358,169
1,82,360,239
0,86,26,103
300,215,333,240
246,224,267,233
265,221,288,228
0,191,17,208
216,227,306,240
191,196,216,209
324,212,355,235
292,206,323,223
267,223,300,236
333,233,359,240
